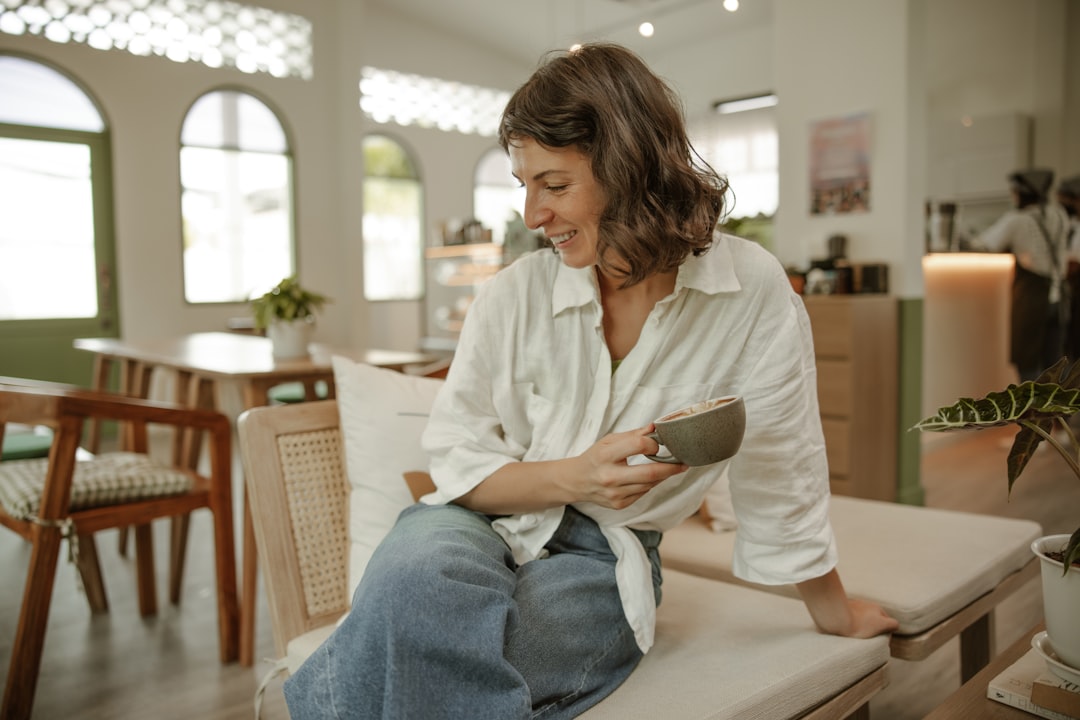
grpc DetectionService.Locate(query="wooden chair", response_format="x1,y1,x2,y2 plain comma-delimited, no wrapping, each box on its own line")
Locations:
238,398,891,719
0,379,239,720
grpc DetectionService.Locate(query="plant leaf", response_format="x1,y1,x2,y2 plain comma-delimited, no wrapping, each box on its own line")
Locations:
911,381,1080,433
1065,527,1080,575
1007,423,1044,493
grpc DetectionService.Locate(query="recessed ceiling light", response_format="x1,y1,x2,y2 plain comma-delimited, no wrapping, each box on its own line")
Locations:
638,21,654,38
713,93,777,114
724,0,740,11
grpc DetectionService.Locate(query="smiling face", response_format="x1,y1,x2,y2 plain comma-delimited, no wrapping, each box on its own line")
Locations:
508,136,606,270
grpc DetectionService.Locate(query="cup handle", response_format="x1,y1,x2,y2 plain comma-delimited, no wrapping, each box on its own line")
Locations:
645,431,682,464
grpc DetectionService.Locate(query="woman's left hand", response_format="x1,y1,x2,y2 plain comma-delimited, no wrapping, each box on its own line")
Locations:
796,569,899,638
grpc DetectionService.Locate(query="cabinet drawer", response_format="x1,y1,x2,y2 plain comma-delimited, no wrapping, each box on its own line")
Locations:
829,477,854,497
816,360,853,417
821,418,850,476
804,300,853,357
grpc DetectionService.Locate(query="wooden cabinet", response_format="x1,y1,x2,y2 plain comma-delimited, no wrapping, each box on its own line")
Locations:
803,295,898,501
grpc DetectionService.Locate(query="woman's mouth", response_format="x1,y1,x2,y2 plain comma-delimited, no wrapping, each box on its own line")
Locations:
549,230,576,248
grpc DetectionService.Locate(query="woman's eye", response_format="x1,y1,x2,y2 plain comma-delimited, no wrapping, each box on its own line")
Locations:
547,184,567,193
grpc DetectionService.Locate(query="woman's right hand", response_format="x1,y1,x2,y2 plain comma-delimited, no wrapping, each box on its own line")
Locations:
456,425,688,514
569,425,689,509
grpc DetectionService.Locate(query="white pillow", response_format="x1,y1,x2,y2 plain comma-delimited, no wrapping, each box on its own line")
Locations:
700,464,738,532
332,356,444,596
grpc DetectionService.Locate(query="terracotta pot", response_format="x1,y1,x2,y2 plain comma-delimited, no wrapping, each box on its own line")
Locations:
267,319,313,359
1032,534,1080,671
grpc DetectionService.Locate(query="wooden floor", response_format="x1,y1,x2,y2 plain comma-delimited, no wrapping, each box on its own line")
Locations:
2,425,1078,719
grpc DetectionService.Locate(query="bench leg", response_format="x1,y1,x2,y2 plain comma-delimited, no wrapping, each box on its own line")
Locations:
960,613,994,683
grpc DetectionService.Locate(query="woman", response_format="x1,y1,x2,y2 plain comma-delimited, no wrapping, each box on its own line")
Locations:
284,43,897,719
980,168,1072,382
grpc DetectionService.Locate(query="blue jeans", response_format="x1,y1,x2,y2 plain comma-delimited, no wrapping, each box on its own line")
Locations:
284,503,662,720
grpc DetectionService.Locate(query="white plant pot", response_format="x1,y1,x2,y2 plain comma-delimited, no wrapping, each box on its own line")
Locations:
267,319,313,359
1032,534,1080,671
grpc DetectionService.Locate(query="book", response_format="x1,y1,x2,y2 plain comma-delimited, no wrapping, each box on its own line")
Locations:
1031,669,1080,719
987,649,1078,720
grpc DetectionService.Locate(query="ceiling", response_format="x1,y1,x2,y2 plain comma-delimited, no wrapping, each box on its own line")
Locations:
370,0,773,69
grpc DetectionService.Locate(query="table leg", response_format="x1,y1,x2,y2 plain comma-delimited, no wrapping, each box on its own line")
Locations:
169,374,213,605
86,354,113,453
116,360,153,558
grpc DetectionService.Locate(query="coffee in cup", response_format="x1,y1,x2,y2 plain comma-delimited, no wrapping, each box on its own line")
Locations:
645,395,745,466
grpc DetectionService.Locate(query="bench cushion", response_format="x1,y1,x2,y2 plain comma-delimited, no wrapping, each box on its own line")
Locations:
583,569,890,719
662,495,1042,635
285,572,888,720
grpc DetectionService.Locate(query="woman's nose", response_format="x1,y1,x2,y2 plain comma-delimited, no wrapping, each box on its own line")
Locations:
524,195,552,230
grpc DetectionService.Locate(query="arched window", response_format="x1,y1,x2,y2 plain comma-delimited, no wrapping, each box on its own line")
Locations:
180,88,295,303
0,53,116,384
472,147,525,247
362,134,423,302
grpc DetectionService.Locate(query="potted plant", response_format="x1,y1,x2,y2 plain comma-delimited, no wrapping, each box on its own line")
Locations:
913,356,1080,675
250,275,330,359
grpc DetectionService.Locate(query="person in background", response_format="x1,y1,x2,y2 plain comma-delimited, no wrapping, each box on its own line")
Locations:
282,43,898,720
1059,176,1080,360
980,168,1071,382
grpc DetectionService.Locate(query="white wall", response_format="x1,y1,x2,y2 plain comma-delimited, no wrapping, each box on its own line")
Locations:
2,0,1077,355
653,23,775,128
771,0,927,297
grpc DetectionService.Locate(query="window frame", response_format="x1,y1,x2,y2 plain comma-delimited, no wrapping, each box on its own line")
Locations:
361,131,425,303
177,85,298,307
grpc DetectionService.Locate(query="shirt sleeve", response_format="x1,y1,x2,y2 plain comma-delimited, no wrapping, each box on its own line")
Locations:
420,273,524,504
727,272,838,586
979,211,1022,253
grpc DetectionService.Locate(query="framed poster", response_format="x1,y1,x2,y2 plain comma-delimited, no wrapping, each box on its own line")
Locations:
809,112,872,215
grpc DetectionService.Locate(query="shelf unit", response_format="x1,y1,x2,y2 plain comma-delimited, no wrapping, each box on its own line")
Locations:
804,294,899,501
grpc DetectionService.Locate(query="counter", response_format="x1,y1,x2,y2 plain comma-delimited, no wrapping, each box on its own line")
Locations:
921,253,1015,438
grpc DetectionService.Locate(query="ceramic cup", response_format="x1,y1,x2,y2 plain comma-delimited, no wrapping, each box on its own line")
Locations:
645,395,745,466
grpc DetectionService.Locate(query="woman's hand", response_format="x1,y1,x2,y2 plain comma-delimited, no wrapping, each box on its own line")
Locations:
572,425,689,509
456,425,687,514
796,569,899,638
844,597,901,639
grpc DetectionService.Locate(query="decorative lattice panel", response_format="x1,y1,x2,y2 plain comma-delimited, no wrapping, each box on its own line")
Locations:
0,0,312,79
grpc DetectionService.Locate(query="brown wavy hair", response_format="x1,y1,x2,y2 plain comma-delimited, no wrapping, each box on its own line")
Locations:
499,43,728,287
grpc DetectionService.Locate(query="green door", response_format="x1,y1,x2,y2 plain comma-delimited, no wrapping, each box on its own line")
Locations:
0,56,118,387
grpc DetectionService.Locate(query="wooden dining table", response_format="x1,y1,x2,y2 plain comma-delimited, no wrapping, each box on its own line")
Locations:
74,332,436,666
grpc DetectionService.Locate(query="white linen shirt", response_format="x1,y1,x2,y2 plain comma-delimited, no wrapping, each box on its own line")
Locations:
421,233,837,653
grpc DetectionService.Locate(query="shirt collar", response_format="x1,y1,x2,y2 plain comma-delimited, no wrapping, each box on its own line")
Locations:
548,235,743,317
675,234,742,295
550,233,742,317
552,263,600,316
